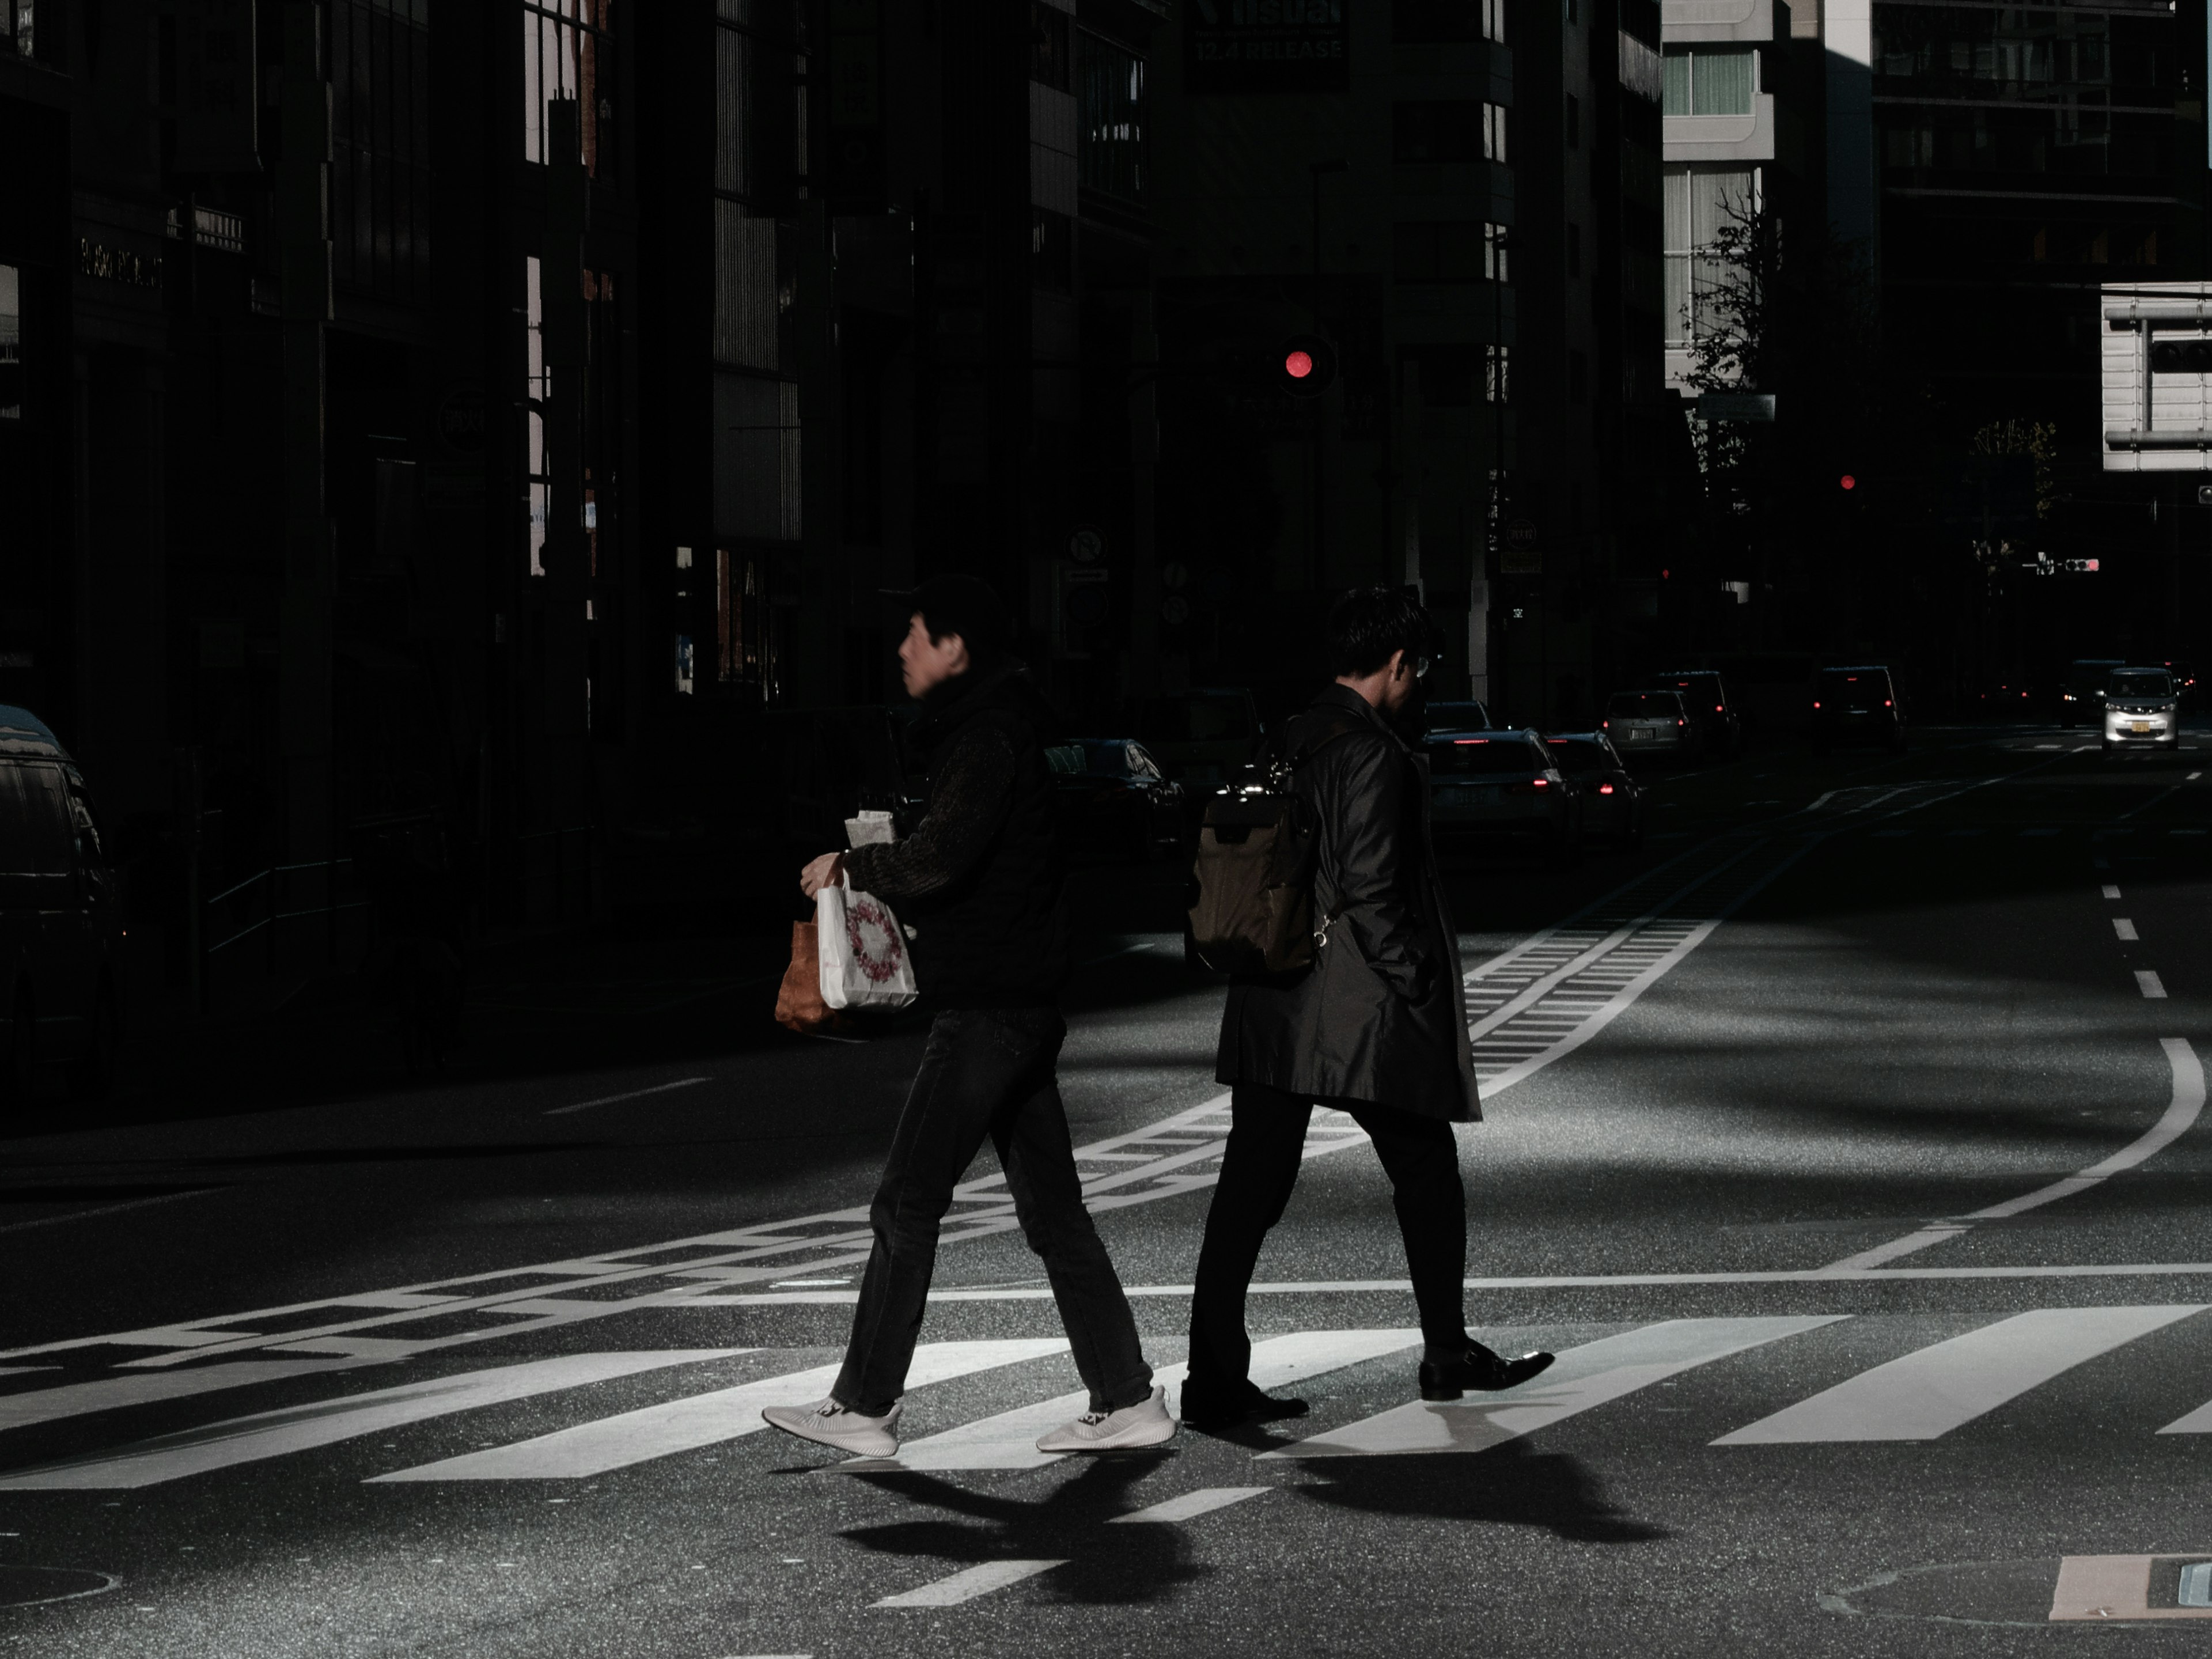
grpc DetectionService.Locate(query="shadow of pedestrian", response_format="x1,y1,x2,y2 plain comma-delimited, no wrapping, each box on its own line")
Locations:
1289,1442,1670,1544
844,1457,1208,1605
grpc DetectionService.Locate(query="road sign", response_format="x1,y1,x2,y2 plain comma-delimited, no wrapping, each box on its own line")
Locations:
1068,527,1105,564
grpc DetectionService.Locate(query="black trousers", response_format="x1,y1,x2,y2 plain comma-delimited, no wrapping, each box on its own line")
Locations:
835,1006,1154,1417
1187,1081,1469,1391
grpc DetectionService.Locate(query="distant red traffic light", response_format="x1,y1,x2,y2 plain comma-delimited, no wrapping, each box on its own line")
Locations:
1285,350,1314,380
1840,474,1857,491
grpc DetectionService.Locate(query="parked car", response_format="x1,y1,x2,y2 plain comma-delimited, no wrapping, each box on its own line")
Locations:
1811,665,1905,753
2062,658,2126,727
1129,688,1262,787
1425,729,1580,866
1544,732,1646,849
1422,699,1495,737
1649,671,1741,759
1601,690,1701,764
0,706,123,1109
2102,666,2181,755
1046,738,1187,862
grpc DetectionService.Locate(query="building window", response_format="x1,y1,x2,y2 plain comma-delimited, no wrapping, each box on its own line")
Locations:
1078,33,1146,203
333,0,433,305
1663,165,1756,346
522,0,614,173
0,265,18,422
0,0,41,60
1394,101,1507,164
1487,343,1510,404
1033,209,1074,290
1619,32,1665,103
1393,221,1510,282
1392,1,1505,43
1663,46,1755,116
1032,2,1071,90
716,547,782,698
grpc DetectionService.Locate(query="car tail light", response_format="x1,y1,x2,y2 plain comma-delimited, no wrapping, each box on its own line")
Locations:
1813,700,1821,710
1884,699,1892,708
1715,704,1723,713
1599,783,1615,795
1676,718,1685,727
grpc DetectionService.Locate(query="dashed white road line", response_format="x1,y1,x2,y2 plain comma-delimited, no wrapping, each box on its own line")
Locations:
2138,971,2168,999
2103,885,2123,900
2115,919,2140,941
544,1077,711,1117
1108,1487,1271,1524
874,1559,1066,1609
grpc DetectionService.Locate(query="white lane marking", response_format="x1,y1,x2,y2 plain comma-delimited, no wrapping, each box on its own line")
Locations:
2138,971,2168,999
0,1360,368,1431
0,1189,226,1236
1108,1487,1270,1524
874,1559,1066,1609
2103,884,2123,900
2156,1393,2212,1433
1819,1038,2206,1271
544,1077,711,1116
0,1351,743,1490
2051,1555,2212,1622
865,1330,1418,1472
2192,771,2206,782
1265,1316,1840,1459
372,1340,1067,1480
1715,1306,2204,1444
2115,918,2140,941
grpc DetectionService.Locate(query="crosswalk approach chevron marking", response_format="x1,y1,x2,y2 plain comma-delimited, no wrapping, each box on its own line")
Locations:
0,1351,747,1491
1263,1316,1842,1459
874,1558,1068,1609
854,1329,1421,1472
1713,1307,2206,1444
370,1339,1068,1482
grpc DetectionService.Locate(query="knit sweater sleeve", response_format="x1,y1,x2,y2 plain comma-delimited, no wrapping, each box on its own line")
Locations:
842,724,1017,901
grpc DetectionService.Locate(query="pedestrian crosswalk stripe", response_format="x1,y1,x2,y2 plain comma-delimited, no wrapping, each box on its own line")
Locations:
1713,1306,2206,1444
370,1339,1067,1482
0,1359,366,1431
862,1330,1419,1472
0,1351,746,1491
873,1558,1066,1608
1262,1316,1841,1459
1108,1486,1270,1524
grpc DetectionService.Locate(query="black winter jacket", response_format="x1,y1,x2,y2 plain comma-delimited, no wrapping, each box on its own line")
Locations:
1214,683,1479,1121
842,661,1070,1008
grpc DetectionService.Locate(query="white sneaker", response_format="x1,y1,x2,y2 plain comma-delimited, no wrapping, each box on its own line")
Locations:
761,1396,902,1458
1036,1385,1177,1454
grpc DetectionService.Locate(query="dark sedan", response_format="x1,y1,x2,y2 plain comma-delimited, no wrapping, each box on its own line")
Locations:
1047,738,1187,863
1544,732,1646,850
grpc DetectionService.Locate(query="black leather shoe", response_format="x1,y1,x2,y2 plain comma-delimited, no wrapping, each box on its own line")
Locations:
1180,1378,1310,1432
1418,1342,1555,1402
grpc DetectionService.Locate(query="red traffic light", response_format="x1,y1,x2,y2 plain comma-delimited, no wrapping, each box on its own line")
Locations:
1840,474,1857,491
1278,334,1336,396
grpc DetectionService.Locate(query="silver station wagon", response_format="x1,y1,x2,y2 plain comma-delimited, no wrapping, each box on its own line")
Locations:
1425,728,1580,866
1601,690,1699,762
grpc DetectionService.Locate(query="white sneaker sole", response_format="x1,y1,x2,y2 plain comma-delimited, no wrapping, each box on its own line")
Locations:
762,1406,899,1459
1037,1415,1179,1455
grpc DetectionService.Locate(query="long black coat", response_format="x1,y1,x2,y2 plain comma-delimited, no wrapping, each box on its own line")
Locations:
1214,684,1479,1122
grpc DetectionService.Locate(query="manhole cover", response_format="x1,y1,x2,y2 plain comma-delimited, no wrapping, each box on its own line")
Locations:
0,1565,117,1608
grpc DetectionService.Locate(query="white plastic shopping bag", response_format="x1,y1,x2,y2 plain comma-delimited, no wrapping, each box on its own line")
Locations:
816,875,919,1010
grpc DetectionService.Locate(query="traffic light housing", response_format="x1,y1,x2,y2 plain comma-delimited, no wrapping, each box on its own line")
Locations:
1281,334,1338,398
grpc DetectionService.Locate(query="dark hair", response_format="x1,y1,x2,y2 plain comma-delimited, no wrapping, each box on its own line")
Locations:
1325,586,1436,679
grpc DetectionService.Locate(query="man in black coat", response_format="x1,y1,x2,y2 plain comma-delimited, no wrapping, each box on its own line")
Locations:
1183,587,1555,1430
763,575,1174,1460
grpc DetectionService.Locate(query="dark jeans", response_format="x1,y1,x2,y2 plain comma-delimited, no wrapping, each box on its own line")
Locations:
1188,1081,1469,1392
835,1006,1154,1416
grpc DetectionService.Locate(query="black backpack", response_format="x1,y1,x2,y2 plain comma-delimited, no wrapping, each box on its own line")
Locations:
1185,721,1358,975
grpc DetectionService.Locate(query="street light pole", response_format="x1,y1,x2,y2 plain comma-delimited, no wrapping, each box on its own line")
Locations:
1309,160,1347,594
1490,230,1511,722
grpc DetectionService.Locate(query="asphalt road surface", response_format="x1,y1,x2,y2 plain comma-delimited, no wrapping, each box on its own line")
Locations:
6,722,2212,1656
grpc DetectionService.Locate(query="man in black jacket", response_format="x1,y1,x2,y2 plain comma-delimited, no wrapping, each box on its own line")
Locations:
1183,587,1555,1431
763,575,1174,1460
